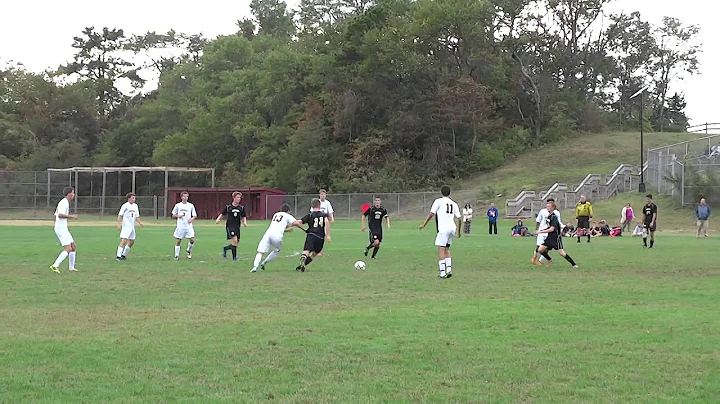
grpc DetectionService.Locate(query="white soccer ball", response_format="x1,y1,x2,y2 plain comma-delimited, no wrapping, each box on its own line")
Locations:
354,260,366,271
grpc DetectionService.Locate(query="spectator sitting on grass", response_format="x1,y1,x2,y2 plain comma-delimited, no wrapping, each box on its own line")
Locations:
632,220,645,237
590,221,602,237
599,220,611,236
511,220,528,237
609,222,622,237
562,221,576,237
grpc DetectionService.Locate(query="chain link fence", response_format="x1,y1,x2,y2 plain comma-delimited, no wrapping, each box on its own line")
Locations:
265,190,483,220
647,134,720,207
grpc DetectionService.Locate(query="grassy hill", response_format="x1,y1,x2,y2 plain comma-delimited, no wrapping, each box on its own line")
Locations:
460,131,700,200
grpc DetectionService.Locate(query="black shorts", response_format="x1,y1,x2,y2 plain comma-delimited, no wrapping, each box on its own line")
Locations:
577,217,590,229
542,236,563,251
303,234,325,253
644,222,657,232
369,229,383,243
226,226,240,240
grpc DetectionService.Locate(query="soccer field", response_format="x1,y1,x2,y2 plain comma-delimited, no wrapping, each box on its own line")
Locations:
2,220,719,401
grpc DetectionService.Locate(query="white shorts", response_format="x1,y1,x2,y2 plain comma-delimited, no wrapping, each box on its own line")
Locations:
434,230,455,247
536,234,547,246
257,233,283,253
174,226,195,239
120,226,136,240
55,228,74,246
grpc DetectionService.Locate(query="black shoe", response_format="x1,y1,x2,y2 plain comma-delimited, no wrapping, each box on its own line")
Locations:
115,257,122,262
446,272,452,278
364,248,369,257
260,264,266,271
120,255,127,261
577,239,581,243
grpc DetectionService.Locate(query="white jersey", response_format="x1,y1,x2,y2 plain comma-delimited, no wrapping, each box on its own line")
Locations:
54,198,70,231
430,196,461,232
172,202,197,228
265,211,297,238
118,202,140,228
536,208,562,232
310,199,334,216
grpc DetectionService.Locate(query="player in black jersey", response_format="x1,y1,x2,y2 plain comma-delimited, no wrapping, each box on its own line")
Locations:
292,198,332,272
361,197,391,259
215,191,248,261
642,194,658,248
534,200,578,268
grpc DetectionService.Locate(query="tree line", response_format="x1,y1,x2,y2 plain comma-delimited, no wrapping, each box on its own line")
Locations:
0,0,701,192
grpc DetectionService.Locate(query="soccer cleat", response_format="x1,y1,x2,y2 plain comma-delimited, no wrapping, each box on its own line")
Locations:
187,251,192,259
295,264,305,272
446,272,452,278
69,268,78,272
222,247,228,258
260,264,266,271
232,257,238,262
572,265,579,269
116,257,122,262
119,256,127,261
364,248,369,257
251,268,257,273
175,256,179,261
577,239,581,243
49,265,60,274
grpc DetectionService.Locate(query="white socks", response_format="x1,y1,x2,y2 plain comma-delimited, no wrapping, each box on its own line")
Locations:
187,243,194,253
69,252,76,269
438,260,446,277
123,246,131,256
445,257,452,275
253,253,263,269
116,246,124,258
539,255,547,263
53,250,69,267
174,246,181,257
263,250,279,265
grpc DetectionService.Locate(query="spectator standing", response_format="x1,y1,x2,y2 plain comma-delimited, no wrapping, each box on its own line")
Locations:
696,198,711,238
620,203,635,233
487,203,498,235
462,203,473,234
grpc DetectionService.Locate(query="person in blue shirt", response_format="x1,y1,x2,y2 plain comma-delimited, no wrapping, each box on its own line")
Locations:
487,203,499,235
696,198,711,238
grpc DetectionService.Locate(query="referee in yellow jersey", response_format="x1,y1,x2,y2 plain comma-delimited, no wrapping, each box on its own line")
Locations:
575,194,594,243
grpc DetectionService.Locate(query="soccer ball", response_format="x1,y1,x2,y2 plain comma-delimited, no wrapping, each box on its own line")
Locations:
354,260,366,271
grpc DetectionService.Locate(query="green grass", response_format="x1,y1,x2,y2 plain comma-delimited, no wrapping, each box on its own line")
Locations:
460,131,701,199
1,219,720,401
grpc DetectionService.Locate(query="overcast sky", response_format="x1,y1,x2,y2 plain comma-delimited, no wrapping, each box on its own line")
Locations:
1,0,715,126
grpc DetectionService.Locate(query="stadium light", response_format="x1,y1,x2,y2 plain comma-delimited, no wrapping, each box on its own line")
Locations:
630,85,650,193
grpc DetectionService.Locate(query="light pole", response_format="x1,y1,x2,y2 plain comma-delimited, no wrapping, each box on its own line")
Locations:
630,85,650,193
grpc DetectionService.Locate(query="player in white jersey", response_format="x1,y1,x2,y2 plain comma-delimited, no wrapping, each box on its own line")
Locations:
531,198,562,265
251,204,303,272
49,187,78,273
171,191,197,260
116,192,144,261
419,185,462,279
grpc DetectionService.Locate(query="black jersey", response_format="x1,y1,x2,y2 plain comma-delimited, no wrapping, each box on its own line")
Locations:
643,203,657,224
364,206,388,231
301,211,328,239
222,203,246,228
545,212,562,241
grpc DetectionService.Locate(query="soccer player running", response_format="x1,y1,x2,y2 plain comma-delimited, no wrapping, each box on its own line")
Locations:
419,185,462,279
313,189,334,257
531,198,561,265
534,200,578,268
171,191,197,260
216,191,248,261
642,194,658,248
293,198,332,272
575,194,594,243
251,204,302,272
50,187,78,273
361,197,391,259
116,192,144,261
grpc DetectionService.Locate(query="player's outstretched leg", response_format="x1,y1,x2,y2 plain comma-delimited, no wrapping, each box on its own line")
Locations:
558,249,578,268
252,252,264,272
261,249,280,270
